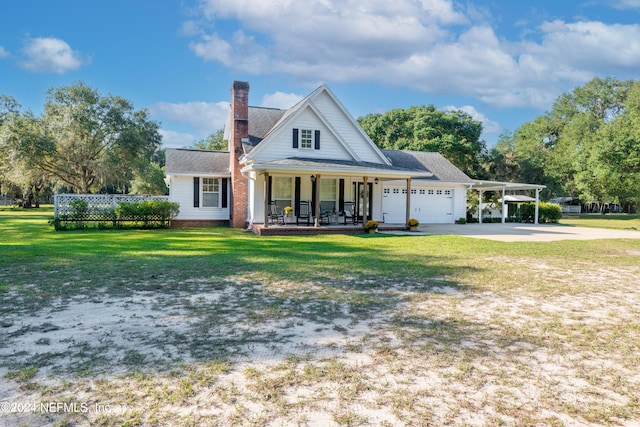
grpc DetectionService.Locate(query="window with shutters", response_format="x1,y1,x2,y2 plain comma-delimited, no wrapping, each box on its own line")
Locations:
202,178,219,207
300,129,313,149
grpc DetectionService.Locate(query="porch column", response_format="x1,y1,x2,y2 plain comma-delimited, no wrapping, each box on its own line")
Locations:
362,176,369,226
501,186,506,224
534,188,540,225
405,177,412,227
314,174,321,227
263,172,269,228
478,190,483,225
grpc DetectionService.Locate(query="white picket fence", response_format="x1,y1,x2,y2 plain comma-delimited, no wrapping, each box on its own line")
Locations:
54,194,169,218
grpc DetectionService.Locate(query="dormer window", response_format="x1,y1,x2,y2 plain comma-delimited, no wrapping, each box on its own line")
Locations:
300,129,313,149
293,128,320,150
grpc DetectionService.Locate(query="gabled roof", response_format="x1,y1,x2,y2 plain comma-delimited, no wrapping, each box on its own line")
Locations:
384,150,473,183
165,148,230,176
246,107,287,148
242,84,390,165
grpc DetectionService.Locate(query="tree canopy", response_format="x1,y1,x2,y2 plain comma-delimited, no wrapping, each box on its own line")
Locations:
489,77,639,211
190,129,227,151
358,105,486,177
1,82,163,198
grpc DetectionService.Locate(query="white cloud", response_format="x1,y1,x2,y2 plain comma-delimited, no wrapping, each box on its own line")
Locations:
187,0,640,110
260,91,303,109
531,20,640,72
159,129,199,149
0,46,9,59
612,0,640,9
148,101,229,135
443,105,501,136
20,37,87,74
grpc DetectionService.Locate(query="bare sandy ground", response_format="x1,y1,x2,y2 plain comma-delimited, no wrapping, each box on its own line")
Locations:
2,253,640,426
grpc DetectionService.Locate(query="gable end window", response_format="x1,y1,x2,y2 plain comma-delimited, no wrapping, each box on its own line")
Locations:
300,129,313,149
293,128,320,150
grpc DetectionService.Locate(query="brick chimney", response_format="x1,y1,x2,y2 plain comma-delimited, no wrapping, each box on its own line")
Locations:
229,81,250,228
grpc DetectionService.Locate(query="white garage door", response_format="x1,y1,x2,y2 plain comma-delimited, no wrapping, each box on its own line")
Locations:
382,187,454,224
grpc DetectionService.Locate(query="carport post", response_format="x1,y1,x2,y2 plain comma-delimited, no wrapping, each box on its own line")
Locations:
478,189,483,225
501,186,506,224
534,188,540,224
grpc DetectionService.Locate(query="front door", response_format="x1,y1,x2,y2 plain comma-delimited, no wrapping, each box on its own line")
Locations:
353,182,373,221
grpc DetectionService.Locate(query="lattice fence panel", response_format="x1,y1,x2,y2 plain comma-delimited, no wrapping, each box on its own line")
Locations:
54,194,169,221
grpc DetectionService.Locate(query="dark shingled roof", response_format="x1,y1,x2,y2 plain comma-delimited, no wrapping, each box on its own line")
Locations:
246,106,287,147
383,150,473,183
257,157,429,174
165,148,230,176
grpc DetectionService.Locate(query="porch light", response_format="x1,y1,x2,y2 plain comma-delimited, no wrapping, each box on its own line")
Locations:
374,178,379,185
310,175,316,183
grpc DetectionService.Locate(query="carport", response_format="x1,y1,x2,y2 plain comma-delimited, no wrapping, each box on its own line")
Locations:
471,180,546,224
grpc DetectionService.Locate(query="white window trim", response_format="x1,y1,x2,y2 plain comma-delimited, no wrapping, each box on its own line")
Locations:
201,177,220,208
300,129,313,149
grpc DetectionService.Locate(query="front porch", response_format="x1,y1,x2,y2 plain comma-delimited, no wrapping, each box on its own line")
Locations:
251,222,406,236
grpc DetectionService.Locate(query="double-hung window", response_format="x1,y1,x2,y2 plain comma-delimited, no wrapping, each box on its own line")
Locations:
273,176,293,211
300,129,313,149
202,178,219,207
320,178,337,212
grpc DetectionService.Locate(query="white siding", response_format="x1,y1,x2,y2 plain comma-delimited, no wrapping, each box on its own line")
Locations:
169,175,229,221
252,107,353,163
311,91,386,164
249,90,387,166
452,188,468,221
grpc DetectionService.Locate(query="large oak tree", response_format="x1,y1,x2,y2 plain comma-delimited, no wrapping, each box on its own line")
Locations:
1,82,162,194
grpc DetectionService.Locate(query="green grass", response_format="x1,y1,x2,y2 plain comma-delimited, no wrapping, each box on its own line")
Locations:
2,206,640,426
560,213,640,230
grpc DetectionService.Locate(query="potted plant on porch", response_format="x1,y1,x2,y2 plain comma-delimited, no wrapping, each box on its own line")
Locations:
364,220,379,234
284,206,293,218
407,218,420,231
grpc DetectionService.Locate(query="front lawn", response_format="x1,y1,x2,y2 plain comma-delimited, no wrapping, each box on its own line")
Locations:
560,212,640,230
1,207,639,426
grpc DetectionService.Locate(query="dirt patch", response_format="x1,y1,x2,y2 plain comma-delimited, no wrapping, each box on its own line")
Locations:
1,265,639,426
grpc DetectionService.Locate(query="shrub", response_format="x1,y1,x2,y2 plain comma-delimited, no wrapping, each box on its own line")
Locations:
115,200,180,228
521,202,562,223
364,220,379,231
407,218,420,227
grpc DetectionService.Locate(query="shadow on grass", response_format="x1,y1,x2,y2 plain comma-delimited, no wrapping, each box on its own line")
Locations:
0,212,484,378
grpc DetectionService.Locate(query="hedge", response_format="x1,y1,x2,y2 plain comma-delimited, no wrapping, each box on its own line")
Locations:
50,200,180,230
521,202,562,223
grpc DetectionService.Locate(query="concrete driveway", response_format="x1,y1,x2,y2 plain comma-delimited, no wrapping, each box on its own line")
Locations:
382,223,640,242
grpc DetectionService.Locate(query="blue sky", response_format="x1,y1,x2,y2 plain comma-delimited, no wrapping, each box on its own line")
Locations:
1,0,640,148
